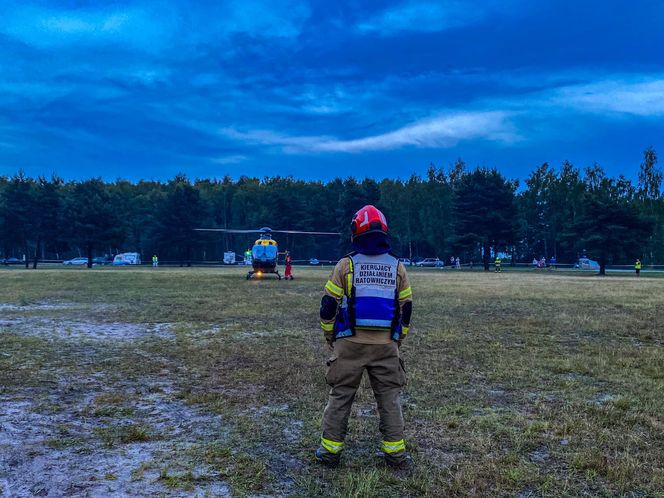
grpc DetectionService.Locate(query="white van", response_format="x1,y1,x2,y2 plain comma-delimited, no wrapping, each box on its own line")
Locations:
112,252,141,265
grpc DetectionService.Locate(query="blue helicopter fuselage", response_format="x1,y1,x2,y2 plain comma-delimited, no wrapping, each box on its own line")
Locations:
251,236,278,273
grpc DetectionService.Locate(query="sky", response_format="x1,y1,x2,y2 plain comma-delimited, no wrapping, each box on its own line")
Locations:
1,0,663,182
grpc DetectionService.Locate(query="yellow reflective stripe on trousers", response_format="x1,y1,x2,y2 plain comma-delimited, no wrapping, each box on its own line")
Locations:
320,321,334,332
321,437,344,454
398,287,412,299
325,280,344,297
382,439,406,454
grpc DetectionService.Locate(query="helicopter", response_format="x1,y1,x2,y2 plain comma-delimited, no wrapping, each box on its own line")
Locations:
195,226,339,279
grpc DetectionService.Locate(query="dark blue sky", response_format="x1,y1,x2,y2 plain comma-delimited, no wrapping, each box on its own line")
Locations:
1,0,663,182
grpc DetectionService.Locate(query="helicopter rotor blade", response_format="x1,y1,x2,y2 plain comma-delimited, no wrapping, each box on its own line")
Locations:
195,227,341,236
194,228,260,233
270,230,341,235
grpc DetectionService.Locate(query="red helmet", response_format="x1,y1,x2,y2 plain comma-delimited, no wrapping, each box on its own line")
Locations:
351,205,388,240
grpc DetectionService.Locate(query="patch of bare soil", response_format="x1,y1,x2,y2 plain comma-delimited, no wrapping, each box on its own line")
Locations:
0,379,231,498
0,318,173,342
0,313,232,497
0,302,77,312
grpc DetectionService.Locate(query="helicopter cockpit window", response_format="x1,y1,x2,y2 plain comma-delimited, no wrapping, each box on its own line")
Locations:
253,244,277,260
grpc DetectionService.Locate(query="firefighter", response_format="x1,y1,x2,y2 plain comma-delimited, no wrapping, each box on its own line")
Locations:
285,251,293,280
494,255,501,272
316,205,413,469
152,254,158,268
635,258,641,277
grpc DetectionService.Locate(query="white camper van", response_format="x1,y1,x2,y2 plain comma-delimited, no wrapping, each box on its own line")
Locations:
112,252,141,265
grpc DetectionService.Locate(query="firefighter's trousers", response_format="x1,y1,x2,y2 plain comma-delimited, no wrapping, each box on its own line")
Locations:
322,339,406,447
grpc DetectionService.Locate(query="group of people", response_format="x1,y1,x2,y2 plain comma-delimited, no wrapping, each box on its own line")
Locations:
532,256,556,269
448,256,462,268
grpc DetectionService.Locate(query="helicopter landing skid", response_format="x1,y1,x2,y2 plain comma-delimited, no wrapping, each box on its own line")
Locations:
246,270,282,280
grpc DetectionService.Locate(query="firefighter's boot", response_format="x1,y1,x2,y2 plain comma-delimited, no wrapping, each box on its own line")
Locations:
384,451,413,470
315,446,341,468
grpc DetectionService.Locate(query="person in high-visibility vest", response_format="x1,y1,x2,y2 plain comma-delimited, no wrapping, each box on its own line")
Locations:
494,256,501,272
152,255,158,268
316,205,413,469
635,259,641,277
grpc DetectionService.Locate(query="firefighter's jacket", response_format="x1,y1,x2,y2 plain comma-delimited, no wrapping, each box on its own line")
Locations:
320,252,412,345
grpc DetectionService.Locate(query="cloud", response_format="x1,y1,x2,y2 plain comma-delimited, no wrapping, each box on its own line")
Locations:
222,111,517,153
217,0,310,39
216,73,664,157
0,1,310,53
356,0,517,35
0,4,172,51
210,154,247,165
548,77,664,116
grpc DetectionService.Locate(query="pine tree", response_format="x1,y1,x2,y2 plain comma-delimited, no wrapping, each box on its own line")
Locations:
64,179,122,268
454,168,519,270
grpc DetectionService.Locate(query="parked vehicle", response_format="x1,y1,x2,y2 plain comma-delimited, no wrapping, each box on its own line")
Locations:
399,258,412,266
575,257,600,270
415,258,444,268
93,256,113,265
223,251,236,265
63,257,88,265
2,257,22,265
112,252,141,265
309,258,320,265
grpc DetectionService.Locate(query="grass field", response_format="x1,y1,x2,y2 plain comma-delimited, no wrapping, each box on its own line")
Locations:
1,267,663,497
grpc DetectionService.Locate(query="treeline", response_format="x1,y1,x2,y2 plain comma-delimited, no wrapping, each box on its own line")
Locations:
1,148,662,273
